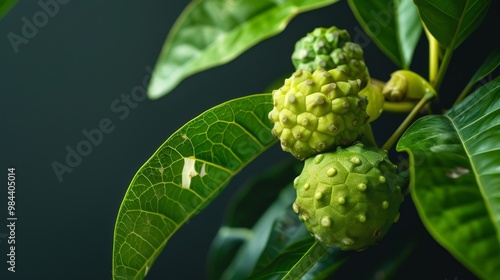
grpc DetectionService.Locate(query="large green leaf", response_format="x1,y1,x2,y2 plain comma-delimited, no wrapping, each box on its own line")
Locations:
215,185,299,280
321,239,415,280
247,238,340,280
251,201,310,275
112,94,277,280
0,0,17,20
239,199,347,280
413,0,491,49
207,159,301,280
224,185,342,280
348,0,422,68
249,198,420,280
209,159,341,280
148,0,340,99
397,76,500,279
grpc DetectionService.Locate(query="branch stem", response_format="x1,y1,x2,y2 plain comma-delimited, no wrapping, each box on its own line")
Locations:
425,27,439,83
383,101,418,113
433,47,454,92
382,92,435,151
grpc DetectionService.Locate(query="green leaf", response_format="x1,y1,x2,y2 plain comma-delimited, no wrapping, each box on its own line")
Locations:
248,238,344,280
251,202,310,274
348,0,422,68
220,186,298,280
0,0,18,20
413,0,491,49
112,94,277,280
207,227,252,280
301,247,345,280
250,212,347,280
236,184,345,280
396,76,500,279
249,199,419,280
209,158,340,280
148,0,340,99
207,159,301,280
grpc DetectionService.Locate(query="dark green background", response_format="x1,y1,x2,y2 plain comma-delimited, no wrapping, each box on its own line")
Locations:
1,1,498,279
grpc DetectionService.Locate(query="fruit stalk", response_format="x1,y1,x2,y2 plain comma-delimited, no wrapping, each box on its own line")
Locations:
382,92,435,151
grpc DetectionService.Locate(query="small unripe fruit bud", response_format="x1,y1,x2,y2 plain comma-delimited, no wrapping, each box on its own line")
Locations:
382,70,436,101
292,26,370,89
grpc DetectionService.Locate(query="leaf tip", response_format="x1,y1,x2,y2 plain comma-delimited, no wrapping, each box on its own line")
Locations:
147,79,169,100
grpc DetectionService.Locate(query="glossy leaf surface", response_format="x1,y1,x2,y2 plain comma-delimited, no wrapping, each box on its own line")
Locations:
219,186,298,280
148,0,340,99
348,0,422,68
247,238,333,280
207,159,301,280
113,94,276,279
414,0,491,49
397,76,500,279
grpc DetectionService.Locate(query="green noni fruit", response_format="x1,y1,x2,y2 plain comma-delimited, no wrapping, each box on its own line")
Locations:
292,143,403,250
291,26,370,88
268,69,369,160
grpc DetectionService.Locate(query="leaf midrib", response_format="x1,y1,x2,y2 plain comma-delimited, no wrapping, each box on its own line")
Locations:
154,0,336,94
121,139,278,278
446,83,500,243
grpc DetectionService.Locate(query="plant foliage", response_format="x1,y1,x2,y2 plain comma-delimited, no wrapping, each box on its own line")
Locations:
113,1,499,279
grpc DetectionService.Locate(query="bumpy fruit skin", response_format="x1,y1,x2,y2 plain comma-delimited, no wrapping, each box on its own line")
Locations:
268,69,369,160
292,143,403,250
291,26,370,88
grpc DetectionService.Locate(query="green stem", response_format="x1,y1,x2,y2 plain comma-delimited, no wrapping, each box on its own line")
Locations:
425,26,439,83
382,92,435,151
433,47,454,92
383,101,418,113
